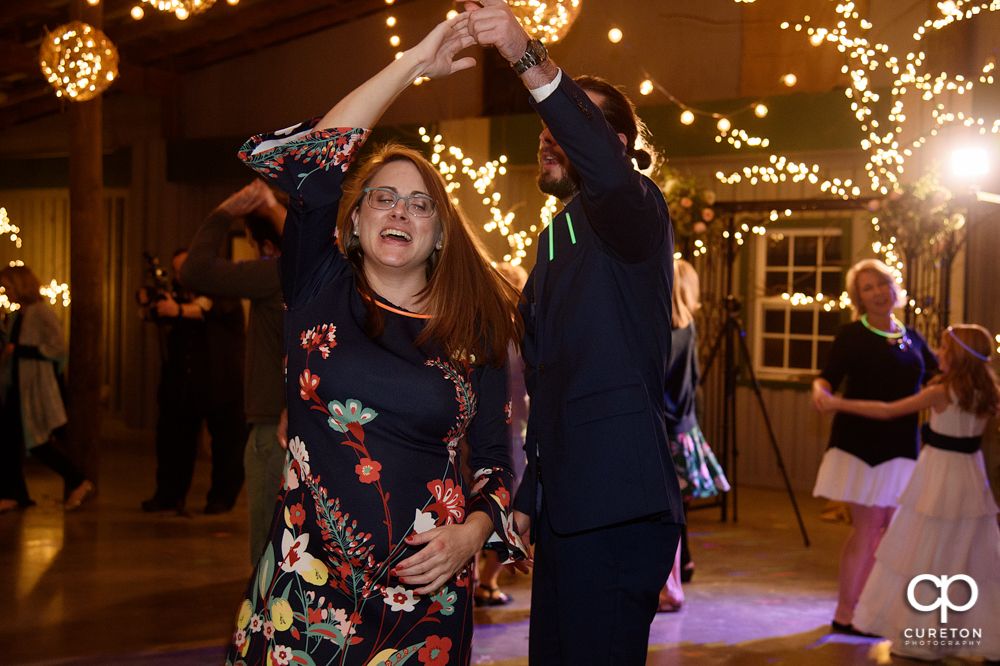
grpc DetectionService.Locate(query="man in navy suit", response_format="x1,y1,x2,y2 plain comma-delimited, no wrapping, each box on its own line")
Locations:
466,2,684,662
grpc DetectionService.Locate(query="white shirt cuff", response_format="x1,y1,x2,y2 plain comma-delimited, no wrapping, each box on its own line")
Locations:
529,69,563,103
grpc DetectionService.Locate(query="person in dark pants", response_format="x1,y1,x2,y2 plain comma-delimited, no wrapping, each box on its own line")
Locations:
466,3,683,662
140,251,247,515
181,180,286,562
0,265,92,513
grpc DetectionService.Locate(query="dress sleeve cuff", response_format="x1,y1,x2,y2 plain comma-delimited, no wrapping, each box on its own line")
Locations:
236,118,370,202
469,466,528,564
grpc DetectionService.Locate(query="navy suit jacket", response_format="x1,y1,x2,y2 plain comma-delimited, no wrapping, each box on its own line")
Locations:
512,73,684,536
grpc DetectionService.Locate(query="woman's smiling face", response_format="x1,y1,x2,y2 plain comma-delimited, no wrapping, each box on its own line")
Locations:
856,269,894,317
352,159,442,280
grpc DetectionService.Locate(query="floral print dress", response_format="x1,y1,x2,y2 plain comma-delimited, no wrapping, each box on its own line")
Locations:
225,119,525,666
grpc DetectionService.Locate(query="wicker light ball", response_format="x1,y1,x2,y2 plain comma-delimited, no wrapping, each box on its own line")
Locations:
39,21,119,102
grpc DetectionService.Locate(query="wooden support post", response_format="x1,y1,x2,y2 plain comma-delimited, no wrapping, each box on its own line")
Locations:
66,0,106,490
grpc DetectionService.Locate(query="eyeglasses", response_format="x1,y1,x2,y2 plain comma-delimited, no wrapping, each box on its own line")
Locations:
363,187,437,218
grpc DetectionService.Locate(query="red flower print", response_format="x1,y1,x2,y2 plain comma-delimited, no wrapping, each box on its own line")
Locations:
288,503,306,527
418,635,452,665
307,606,324,624
355,458,382,484
299,369,320,402
426,478,465,524
495,486,510,509
300,324,337,357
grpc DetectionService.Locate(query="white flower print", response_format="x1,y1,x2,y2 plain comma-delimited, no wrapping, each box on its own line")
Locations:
280,529,315,574
383,585,419,612
413,509,437,535
288,436,310,476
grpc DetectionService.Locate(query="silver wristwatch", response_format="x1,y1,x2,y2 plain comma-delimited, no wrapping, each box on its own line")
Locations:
511,38,548,75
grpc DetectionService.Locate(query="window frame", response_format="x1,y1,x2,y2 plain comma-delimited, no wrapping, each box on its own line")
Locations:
752,225,846,381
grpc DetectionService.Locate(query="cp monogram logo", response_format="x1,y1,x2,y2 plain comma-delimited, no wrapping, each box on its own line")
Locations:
907,574,978,623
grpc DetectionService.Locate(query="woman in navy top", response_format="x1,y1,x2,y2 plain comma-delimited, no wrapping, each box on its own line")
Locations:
811,259,937,634
225,16,525,666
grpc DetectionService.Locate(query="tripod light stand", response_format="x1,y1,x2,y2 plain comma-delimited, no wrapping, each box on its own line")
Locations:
699,211,811,547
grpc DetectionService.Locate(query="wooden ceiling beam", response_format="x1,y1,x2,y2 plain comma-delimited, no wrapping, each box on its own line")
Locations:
0,89,62,131
170,0,418,71
0,39,39,76
0,0,66,31
117,0,349,63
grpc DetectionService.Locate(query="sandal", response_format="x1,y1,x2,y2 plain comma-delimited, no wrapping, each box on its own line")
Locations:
474,585,512,607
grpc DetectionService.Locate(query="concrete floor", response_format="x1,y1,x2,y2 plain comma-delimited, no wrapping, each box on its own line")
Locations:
0,420,989,666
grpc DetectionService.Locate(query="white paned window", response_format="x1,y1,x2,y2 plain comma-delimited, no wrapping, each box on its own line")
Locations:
754,228,844,379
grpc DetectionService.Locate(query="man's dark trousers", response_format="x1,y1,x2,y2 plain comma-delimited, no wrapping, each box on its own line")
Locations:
529,495,681,664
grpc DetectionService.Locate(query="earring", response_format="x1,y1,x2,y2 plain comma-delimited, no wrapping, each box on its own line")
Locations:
353,228,359,237
435,241,443,250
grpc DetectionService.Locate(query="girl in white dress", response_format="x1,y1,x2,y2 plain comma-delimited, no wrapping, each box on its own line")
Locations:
818,324,1000,661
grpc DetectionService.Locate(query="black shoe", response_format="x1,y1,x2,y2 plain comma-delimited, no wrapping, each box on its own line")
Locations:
831,621,880,638
680,563,694,583
142,497,183,513
204,500,233,515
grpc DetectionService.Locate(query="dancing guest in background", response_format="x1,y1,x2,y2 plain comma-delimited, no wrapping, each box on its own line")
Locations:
811,258,937,634
226,15,525,665
473,261,530,607
0,265,92,513
658,258,729,612
818,324,1000,661
181,179,287,563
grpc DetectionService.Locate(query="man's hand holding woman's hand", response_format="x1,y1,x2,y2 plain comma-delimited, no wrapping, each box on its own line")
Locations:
461,0,529,63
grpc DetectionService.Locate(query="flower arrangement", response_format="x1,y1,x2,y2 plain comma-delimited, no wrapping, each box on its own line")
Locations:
658,167,720,254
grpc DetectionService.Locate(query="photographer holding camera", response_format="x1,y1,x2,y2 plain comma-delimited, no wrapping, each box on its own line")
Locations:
139,250,247,516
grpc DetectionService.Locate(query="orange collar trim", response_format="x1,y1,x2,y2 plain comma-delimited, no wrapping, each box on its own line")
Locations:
359,289,433,319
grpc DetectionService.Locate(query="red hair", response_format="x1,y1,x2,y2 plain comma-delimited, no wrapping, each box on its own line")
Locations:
929,324,1000,416
337,143,522,367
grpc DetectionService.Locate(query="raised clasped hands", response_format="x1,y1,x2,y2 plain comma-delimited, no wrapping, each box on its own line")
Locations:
218,179,270,217
460,0,530,62
409,12,478,81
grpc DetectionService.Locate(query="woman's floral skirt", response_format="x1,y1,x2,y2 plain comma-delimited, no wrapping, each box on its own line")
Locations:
668,424,731,500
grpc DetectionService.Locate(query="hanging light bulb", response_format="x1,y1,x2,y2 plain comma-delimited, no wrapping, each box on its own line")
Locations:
717,118,732,133
131,5,144,18
755,103,769,118
783,73,798,87
680,110,695,125
608,28,623,43
508,0,582,43
639,80,654,95
141,0,217,20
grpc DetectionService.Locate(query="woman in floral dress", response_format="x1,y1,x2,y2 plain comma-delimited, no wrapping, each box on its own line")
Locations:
225,16,526,666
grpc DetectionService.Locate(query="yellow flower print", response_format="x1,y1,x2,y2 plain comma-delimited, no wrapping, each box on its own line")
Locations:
301,559,329,586
270,597,294,631
236,599,253,629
